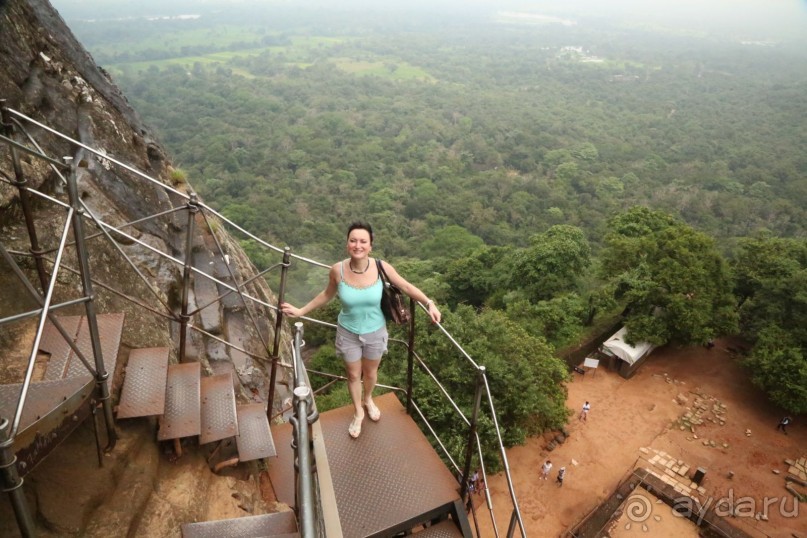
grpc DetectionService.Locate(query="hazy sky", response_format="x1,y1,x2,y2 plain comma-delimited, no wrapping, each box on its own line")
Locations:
51,0,807,41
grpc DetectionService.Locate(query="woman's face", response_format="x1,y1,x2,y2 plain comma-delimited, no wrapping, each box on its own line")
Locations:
347,228,372,258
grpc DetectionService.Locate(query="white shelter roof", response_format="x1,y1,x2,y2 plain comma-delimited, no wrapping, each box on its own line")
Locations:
601,327,654,365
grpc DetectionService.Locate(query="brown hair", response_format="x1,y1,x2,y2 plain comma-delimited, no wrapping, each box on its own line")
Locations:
347,221,373,244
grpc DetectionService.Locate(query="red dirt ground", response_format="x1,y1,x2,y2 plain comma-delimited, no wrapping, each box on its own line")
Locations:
475,338,806,538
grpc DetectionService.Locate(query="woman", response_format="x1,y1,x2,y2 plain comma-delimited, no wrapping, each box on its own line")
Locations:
281,222,441,439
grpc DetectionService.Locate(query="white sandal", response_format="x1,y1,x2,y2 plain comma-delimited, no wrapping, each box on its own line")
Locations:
365,400,381,422
348,414,363,438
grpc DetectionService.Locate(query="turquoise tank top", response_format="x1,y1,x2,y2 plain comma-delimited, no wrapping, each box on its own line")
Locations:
337,261,385,335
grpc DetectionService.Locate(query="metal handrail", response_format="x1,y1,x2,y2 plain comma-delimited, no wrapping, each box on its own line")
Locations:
291,322,317,537
0,106,526,537
299,311,524,536
3,107,330,269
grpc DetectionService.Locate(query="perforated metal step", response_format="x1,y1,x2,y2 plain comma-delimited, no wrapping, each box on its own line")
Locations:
180,510,298,538
158,362,201,441
117,347,169,419
199,372,238,444
236,403,276,461
1,313,125,476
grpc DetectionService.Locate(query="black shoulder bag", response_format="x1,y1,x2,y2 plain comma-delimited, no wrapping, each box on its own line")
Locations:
376,259,411,325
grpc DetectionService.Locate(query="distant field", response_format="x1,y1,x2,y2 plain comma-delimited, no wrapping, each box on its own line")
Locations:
105,33,434,82
331,58,434,80
107,48,269,76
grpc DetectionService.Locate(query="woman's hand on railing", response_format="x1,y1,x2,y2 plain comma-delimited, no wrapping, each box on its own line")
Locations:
426,301,441,324
280,302,301,318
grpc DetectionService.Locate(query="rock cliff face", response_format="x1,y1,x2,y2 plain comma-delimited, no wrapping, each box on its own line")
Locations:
1,0,292,396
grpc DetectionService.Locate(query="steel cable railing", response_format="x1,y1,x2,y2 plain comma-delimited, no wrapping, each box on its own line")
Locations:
0,105,526,537
3,107,330,270
296,302,525,535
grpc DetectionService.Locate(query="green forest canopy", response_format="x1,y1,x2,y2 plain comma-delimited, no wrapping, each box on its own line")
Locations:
58,2,807,447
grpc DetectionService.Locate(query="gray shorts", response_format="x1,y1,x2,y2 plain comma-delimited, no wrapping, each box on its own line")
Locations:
335,324,388,362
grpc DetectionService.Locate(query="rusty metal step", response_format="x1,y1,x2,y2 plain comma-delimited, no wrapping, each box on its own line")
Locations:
236,403,276,461
117,347,170,419
199,372,238,444
158,362,201,441
180,510,298,537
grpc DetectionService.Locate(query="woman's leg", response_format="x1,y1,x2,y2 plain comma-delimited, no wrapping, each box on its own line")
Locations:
345,359,365,420
362,357,381,406
361,358,383,421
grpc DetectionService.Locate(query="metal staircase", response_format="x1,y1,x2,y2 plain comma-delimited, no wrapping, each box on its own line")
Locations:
0,104,526,537
0,313,123,476
116,347,276,462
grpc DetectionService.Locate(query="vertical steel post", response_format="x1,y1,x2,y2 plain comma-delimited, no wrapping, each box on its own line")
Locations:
178,193,198,362
64,157,117,452
406,297,415,414
460,365,485,500
293,386,315,535
506,509,518,538
1,419,37,537
267,247,291,419
1,100,49,293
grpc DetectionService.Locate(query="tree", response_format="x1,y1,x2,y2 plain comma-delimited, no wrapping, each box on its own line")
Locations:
419,225,485,261
511,225,591,302
442,246,516,308
600,207,738,346
400,306,570,468
743,327,807,414
505,294,587,348
733,236,807,413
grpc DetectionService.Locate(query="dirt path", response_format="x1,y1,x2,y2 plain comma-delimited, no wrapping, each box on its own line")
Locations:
476,339,806,538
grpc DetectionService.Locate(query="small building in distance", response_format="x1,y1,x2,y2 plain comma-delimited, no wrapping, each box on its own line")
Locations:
598,326,655,379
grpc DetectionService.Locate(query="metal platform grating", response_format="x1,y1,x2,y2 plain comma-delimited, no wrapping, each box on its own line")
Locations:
117,347,169,419
1,313,125,433
199,372,238,444
236,403,276,461
271,392,462,537
180,510,297,538
62,313,125,380
0,376,91,432
158,362,201,441
41,315,81,381
267,421,294,509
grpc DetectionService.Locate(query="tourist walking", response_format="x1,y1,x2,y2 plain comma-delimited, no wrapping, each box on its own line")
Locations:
579,401,591,422
556,466,566,487
777,416,792,434
540,460,552,480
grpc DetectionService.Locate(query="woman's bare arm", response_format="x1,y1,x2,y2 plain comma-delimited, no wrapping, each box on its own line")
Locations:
280,263,339,317
380,260,441,323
